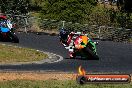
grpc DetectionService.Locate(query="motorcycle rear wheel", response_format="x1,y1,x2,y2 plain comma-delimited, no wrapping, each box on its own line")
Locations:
83,46,99,60
9,33,19,43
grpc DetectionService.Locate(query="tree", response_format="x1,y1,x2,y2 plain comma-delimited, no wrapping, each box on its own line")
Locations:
0,0,30,14
39,0,97,23
116,0,132,28
117,0,132,12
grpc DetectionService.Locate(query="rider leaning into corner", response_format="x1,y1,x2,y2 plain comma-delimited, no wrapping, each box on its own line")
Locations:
59,27,96,58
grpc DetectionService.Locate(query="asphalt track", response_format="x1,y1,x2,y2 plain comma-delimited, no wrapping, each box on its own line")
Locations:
0,33,132,73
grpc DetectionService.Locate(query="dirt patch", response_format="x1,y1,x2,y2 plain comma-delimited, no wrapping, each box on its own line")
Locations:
0,72,77,81
0,72,131,82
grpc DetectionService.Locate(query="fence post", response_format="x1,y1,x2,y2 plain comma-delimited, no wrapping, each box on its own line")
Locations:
99,26,106,39
62,21,65,27
24,17,28,33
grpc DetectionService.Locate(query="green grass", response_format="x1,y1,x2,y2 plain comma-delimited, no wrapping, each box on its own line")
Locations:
129,38,132,43
0,80,131,88
0,44,48,63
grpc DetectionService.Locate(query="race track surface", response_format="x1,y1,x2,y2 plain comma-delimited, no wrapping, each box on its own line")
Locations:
0,33,132,73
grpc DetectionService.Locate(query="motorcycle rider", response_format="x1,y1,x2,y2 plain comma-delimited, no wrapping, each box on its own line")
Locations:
0,15,13,30
59,28,89,58
59,27,69,45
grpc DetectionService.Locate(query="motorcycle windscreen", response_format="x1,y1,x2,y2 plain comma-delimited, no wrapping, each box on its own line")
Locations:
0,27,10,32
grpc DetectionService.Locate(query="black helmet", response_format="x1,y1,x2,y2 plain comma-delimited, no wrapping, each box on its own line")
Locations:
59,27,66,34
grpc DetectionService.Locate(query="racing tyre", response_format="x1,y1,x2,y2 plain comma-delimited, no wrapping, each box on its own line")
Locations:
84,46,99,60
10,33,19,43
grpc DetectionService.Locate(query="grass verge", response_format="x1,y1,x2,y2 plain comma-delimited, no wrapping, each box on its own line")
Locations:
0,73,131,88
130,38,132,43
0,80,131,88
0,44,48,63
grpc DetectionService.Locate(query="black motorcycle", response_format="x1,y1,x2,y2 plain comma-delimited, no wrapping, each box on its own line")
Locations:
0,24,19,43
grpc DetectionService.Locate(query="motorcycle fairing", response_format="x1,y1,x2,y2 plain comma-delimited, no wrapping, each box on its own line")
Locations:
88,41,97,54
74,36,89,49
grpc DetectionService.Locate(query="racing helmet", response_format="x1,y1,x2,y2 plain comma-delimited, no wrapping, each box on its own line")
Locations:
59,27,66,34
0,16,7,20
0,15,7,24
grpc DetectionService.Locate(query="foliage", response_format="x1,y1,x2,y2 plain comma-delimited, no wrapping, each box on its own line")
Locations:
88,6,111,26
38,0,97,23
1,0,132,29
0,0,29,14
117,0,132,12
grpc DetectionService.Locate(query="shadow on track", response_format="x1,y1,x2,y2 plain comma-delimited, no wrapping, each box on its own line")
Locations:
65,57,99,60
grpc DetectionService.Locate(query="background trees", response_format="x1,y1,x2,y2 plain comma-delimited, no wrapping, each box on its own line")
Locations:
0,0,29,14
0,0,97,23
38,0,97,23
117,0,132,12
116,0,132,28
0,0,132,28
